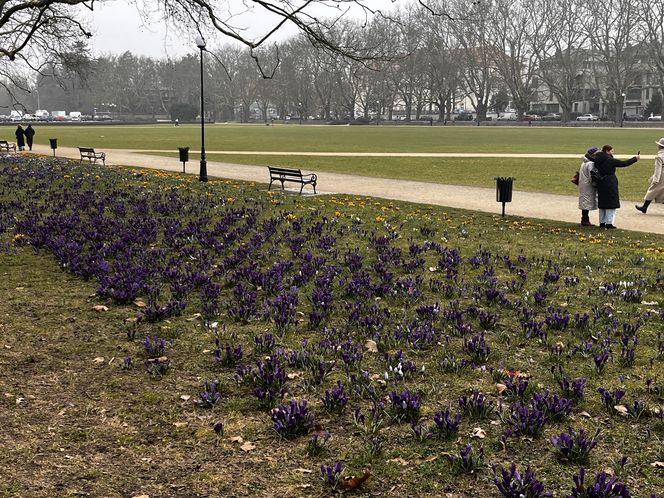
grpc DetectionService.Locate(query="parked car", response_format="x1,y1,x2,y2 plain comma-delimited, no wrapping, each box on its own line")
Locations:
454,112,474,121
541,113,561,121
647,115,662,121
576,114,599,121
623,114,643,122
522,114,542,121
497,113,516,121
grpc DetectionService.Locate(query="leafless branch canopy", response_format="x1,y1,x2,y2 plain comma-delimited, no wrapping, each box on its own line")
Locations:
0,0,93,61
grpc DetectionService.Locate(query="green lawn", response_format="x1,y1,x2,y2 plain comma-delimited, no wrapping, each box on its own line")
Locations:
4,122,663,154
4,123,660,199
164,153,651,201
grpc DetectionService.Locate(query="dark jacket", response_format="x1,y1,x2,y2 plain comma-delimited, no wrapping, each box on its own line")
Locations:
24,125,35,144
15,126,25,147
593,151,638,209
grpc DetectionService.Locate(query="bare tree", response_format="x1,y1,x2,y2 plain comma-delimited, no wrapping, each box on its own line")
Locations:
0,1,95,108
583,0,643,122
421,4,462,121
532,0,590,122
489,0,546,119
449,0,498,120
635,0,664,92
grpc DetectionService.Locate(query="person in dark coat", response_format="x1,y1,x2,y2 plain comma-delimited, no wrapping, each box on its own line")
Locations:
24,124,35,151
593,144,639,229
15,125,25,151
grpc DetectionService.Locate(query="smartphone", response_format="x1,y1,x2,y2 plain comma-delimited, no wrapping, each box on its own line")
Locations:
637,150,641,155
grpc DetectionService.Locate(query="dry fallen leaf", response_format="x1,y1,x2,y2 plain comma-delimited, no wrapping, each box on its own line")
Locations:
229,436,244,443
495,383,507,394
294,468,312,474
133,299,147,308
92,357,105,364
387,457,409,466
650,461,664,468
614,405,628,416
579,411,593,418
471,427,487,439
93,305,109,312
180,395,191,402
173,422,188,428
240,441,256,452
341,469,371,491
287,372,302,379
365,339,379,353
132,495,150,498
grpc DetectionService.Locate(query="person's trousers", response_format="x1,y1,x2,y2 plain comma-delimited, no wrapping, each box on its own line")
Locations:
599,208,616,225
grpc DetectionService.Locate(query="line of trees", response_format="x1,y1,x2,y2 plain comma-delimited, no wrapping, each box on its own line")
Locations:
7,0,664,122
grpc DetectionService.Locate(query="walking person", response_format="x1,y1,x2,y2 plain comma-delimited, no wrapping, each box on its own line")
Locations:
15,125,25,151
578,146,599,226
593,144,640,229
635,137,664,214
24,124,35,151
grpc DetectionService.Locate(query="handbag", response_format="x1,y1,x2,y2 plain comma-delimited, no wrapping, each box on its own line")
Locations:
571,171,579,185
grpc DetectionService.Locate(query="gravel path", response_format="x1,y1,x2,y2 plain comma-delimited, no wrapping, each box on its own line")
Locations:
28,145,664,235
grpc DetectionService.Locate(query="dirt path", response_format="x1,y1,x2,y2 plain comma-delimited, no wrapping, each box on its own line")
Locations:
28,144,664,235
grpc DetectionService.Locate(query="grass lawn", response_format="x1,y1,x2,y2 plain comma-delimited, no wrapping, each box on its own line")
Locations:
1,156,663,497
183,153,653,201
9,123,661,199
4,122,664,154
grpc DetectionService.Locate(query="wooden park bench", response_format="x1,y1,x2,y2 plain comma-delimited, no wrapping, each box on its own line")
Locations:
268,166,317,195
78,147,106,166
0,140,16,152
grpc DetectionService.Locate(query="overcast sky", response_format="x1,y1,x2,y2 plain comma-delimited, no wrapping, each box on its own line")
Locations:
86,0,399,58
86,0,291,58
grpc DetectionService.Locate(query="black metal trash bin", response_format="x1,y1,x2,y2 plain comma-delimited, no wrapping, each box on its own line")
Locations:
178,146,189,172
495,176,515,216
49,138,57,156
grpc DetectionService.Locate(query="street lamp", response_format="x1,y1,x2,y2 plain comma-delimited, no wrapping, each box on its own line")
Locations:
195,35,208,182
620,93,626,128
376,100,380,126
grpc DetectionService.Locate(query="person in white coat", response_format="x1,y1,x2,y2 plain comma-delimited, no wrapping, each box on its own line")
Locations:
635,137,664,213
578,146,599,226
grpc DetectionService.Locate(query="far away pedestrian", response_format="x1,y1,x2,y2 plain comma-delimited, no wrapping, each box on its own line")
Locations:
593,144,640,229
25,124,35,151
15,125,25,151
635,137,664,213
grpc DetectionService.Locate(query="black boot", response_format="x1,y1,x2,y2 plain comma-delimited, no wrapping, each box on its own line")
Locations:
635,201,651,213
581,210,593,226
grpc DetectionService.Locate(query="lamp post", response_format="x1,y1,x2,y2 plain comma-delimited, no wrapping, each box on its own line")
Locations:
620,93,626,128
376,100,380,126
195,35,208,182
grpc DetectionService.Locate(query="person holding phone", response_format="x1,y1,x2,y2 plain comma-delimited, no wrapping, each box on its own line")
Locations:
592,144,639,229
635,138,664,214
